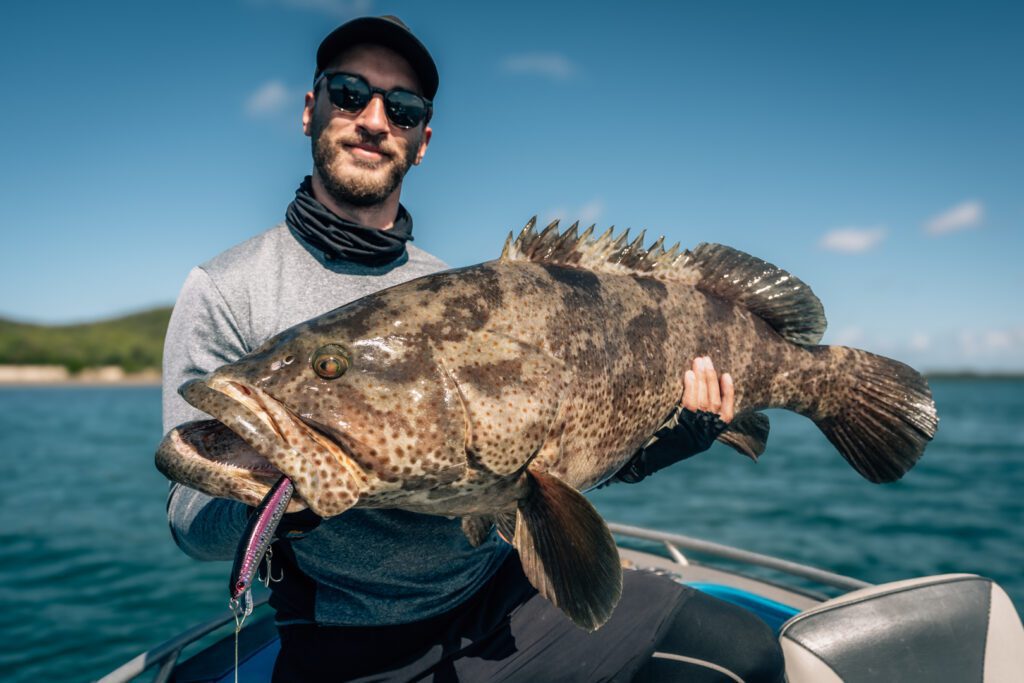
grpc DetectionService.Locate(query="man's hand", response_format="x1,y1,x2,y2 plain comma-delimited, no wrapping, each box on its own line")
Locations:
611,356,735,484
682,356,734,423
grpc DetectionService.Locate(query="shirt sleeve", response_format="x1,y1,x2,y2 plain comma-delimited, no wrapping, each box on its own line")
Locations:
161,267,251,561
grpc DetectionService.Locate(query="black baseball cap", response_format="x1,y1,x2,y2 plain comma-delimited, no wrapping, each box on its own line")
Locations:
314,15,439,100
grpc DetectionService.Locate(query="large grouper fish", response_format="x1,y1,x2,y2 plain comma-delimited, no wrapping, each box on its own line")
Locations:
156,218,938,630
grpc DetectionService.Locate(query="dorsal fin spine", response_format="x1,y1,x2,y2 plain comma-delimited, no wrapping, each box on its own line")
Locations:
500,231,515,259
552,223,580,261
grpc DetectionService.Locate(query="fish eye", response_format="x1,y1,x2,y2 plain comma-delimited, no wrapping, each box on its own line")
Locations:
283,355,295,365
312,344,351,380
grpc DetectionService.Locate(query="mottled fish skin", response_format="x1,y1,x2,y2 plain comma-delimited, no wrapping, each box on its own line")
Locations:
156,222,937,629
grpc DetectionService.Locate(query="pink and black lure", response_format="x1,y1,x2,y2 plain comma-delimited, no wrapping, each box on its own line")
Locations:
229,475,294,600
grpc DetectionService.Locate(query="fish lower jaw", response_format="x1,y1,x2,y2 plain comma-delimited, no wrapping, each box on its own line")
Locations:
157,420,307,510
215,459,282,480
176,420,282,475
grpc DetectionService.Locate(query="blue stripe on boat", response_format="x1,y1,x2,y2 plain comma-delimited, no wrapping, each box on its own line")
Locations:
688,582,800,633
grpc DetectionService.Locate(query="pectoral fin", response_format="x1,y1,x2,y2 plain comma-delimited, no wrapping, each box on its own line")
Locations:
494,511,516,543
461,516,493,547
461,510,517,547
513,468,622,631
716,411,770,460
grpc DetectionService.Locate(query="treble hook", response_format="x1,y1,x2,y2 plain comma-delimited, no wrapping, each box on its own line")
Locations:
258,546,285,587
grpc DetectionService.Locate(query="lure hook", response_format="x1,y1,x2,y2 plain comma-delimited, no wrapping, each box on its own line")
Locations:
258,546,285,587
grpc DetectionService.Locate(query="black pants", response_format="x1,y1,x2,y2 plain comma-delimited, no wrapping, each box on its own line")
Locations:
273,556,784,682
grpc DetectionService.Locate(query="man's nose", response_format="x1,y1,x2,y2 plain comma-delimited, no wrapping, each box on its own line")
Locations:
355,94,389,134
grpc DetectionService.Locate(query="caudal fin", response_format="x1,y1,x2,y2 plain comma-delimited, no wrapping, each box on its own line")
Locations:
811,347,937,483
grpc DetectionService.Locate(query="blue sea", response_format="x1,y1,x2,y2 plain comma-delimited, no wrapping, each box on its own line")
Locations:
0,380,1022,682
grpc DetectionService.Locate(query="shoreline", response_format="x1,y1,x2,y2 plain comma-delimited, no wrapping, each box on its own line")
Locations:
0,364,161,387
0,378,163,387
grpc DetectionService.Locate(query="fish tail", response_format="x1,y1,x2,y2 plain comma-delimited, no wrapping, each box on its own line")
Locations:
806,346,938,483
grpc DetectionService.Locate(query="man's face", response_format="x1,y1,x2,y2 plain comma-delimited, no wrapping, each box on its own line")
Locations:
303,44,432,208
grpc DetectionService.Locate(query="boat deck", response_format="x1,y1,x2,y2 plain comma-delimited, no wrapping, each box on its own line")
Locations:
101,523,870,682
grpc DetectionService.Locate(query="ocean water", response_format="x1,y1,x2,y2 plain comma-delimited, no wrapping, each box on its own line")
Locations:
0,380,1021,682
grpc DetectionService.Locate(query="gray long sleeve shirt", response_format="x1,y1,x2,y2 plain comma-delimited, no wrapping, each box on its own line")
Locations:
162,223,509,626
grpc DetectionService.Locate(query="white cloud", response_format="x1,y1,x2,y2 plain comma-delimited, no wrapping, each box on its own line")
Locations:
501,53,577,80
831,326,865,346
244,81,292,117
983,330,1013,350
908,333,931,352
248,0,373,18
819,226,886,253
576,199,605,226
542,198,605,228
925,200,984,235
957,327,1024,357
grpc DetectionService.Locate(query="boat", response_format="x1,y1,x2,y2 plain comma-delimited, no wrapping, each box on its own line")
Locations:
99,522,1024,682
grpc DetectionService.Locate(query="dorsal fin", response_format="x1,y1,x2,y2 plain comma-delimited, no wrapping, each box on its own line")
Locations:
500,218,826,346
500,216,689,275
684,243,826,345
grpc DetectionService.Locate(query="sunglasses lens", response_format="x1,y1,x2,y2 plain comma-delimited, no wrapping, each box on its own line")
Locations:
327,75,370,112
384,91,428,128
323,73,429,128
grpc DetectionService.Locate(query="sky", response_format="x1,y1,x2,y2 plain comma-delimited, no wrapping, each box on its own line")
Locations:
0,0,1021,372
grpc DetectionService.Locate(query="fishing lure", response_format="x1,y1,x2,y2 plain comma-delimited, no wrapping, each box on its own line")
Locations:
229,475,295,601
227,475,294,683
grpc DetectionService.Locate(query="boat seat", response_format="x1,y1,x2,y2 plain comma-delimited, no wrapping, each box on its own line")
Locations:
779,574,1024,682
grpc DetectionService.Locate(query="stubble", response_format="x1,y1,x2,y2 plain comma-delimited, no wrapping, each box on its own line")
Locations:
311,117,421,208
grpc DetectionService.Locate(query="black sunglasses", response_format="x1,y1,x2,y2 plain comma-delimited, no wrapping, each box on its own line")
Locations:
314,72,432,129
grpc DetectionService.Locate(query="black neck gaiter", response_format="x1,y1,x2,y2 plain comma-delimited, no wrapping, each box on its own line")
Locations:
285,176,413,266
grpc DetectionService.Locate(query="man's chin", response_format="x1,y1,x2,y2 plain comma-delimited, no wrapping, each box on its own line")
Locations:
321,172,398,208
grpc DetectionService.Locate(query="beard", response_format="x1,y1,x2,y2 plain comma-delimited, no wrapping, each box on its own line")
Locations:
311,118,421,208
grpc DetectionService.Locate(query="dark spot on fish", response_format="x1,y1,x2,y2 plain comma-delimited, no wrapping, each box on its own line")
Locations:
465,448,490,472
336,296,391,338
421,268,502,342
456,358,524,399
369,335,435,386
633,276,668,301
472,265,504,306
541,264,601,294
626,306,668,359
702,296,735,329
414,269,466,293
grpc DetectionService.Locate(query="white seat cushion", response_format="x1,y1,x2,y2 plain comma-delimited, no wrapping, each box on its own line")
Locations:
779,574,1024,682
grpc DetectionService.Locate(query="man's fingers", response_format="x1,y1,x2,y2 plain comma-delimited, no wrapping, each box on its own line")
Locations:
683,356,734,423
695,358,709,409
705,356,722,412
720,373,735,423
682,369,697,411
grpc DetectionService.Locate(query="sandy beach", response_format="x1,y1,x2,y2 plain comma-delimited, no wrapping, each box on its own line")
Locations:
0,364,162,386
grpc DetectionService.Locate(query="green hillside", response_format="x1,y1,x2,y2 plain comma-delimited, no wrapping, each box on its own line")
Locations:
0,307,172,372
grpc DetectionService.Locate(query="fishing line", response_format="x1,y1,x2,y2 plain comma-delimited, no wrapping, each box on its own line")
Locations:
229,590,253,683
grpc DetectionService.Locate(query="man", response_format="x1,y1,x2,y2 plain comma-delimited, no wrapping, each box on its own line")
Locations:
163,15,784,682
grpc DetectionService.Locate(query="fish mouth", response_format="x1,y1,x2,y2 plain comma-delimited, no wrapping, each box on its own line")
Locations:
155,378,369,517
174,419,283,480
